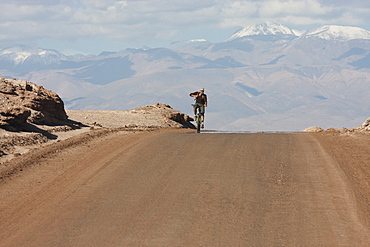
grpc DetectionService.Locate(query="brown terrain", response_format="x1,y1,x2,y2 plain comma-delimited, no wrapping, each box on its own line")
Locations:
1,78,370,246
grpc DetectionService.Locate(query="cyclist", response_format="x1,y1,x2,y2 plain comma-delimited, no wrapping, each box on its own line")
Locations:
189,88,208,128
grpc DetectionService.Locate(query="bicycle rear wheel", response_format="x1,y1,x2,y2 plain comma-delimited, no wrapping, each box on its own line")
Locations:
196,119,201,133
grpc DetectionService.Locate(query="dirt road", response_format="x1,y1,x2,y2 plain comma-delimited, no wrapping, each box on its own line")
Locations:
0,130,369,246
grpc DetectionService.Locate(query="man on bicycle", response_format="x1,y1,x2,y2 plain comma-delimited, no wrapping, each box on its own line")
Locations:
190,88,208,128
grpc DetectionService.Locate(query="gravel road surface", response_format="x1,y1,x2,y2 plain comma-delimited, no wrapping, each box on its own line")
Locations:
0,130,369,246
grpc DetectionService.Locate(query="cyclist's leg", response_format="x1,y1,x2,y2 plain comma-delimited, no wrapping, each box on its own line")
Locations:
193,103,202,118
199,105,205,121
193,104,198,117
199,105,205,128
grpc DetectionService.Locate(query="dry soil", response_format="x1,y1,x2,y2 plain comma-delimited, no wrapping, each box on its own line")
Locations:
0,129,369,246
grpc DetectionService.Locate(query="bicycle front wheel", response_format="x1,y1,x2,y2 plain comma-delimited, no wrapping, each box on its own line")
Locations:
196,116,201,133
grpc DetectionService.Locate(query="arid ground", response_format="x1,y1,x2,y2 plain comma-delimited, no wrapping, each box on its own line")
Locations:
0,119,370,246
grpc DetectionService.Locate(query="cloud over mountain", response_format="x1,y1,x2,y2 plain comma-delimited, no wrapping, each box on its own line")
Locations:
1,0,370,55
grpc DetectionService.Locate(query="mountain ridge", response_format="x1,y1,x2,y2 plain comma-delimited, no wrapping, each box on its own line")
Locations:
305,25,370,41
1,22,370,131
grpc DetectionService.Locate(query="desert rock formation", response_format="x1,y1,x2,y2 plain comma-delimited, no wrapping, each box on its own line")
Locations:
303,126,324,133
362,117,370,131
304,118,370,134
133,103,194,129
0,77,67,129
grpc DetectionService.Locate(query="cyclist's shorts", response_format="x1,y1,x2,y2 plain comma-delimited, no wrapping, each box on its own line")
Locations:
193,103,205,116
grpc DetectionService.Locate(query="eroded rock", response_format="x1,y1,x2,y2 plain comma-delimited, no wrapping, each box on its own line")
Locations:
303,126,324,132
362,118,370,130
304,117,370,134
0,78,67,129
133,103,195,129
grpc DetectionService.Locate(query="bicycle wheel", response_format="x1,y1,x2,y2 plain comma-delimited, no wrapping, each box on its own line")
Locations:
196,114,201,133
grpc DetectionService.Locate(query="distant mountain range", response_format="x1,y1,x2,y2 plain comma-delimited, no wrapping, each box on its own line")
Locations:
1,22,370,131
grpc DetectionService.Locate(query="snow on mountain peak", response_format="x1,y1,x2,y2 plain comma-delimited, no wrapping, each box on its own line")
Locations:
0,45,69,65
304,25,370,41
228,21,298,40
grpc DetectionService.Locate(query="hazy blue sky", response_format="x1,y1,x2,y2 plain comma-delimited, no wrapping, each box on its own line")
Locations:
1,0,369,55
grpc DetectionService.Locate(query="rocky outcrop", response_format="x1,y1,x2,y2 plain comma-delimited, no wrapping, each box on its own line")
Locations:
304,117,370,133
303,126,324,132
132,103,195,129
0,77,67,129
0,107,31,126
362,118,370,131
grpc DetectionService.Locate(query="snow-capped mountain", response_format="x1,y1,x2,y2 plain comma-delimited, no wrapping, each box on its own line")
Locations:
1,22,370,131
228,21,299,40
304,25,370,41
281,25,370,67
0,45,70,65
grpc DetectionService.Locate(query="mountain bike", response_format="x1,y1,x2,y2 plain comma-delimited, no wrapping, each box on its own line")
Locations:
192,104,203,133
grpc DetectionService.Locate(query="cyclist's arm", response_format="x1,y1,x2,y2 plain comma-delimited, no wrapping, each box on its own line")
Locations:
189,92,198,97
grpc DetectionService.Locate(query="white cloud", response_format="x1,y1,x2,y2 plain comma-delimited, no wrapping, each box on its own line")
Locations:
219,0,370,31
0,0,369,53
0,0,68,5
219,0,334,28
319,0,370,7
259,0,329,17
